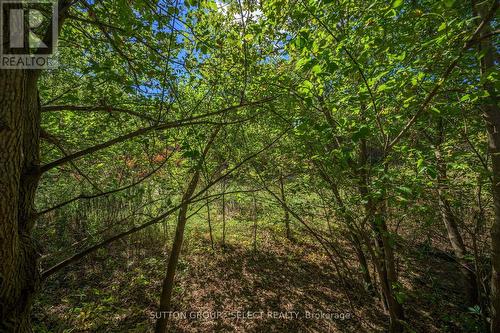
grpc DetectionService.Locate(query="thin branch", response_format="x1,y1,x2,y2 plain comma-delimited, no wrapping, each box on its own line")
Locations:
39,98,273,174
37,147,174,216
41,105,156,122
41,127,289,279
387,0,499,151
300,0,387,146
41,129,102,192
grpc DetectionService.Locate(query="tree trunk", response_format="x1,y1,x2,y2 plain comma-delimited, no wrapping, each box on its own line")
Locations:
154,172,200,333
350,232,373,292
374,202,405,333
206,194,214,250
279,172,292,240
155,127,219,333
358,139,404,332
252,194,257,252
221,180,226,248
0,69,42,332
435,141,478,305
473,1,500,331
483,71,500,333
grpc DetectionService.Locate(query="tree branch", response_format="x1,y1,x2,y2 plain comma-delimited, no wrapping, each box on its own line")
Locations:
387,0,499,151
39,98,273,174
41,126,289,279
41,105,156,122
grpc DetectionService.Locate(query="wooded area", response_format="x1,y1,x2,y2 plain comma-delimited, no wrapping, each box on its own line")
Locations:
0,0,499,332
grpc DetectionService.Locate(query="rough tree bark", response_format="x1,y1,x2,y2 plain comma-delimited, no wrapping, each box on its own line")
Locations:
0,69,41,332
0,2,74,329
350,232,373,292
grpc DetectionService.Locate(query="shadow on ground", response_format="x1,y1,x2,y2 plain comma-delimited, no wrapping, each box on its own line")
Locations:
33,236,482,332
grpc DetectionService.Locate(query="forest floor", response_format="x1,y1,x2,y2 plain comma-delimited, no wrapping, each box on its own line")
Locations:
33,229,483,332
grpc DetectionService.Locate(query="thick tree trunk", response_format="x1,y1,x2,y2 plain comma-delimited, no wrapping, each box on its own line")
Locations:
484,76,500,333
0,69,41,332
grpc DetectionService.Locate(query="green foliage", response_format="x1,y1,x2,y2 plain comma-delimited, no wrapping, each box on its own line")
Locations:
33,0,498,331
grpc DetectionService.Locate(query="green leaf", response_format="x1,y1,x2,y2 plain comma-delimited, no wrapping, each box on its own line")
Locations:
393,52,406,61
392,0,403,8
430,106,441,114
377,84,390,92
394,291,407,304
295,57,312,71
443,0,455,8
460,94,470,102
426,166,437,179
298,80,314,95
311,64,322,75
396,186,412,196
351,126,370,142
467,305,481,315
417,158,424,169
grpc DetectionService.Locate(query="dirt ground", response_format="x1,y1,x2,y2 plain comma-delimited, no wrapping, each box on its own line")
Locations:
33,232,481,332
